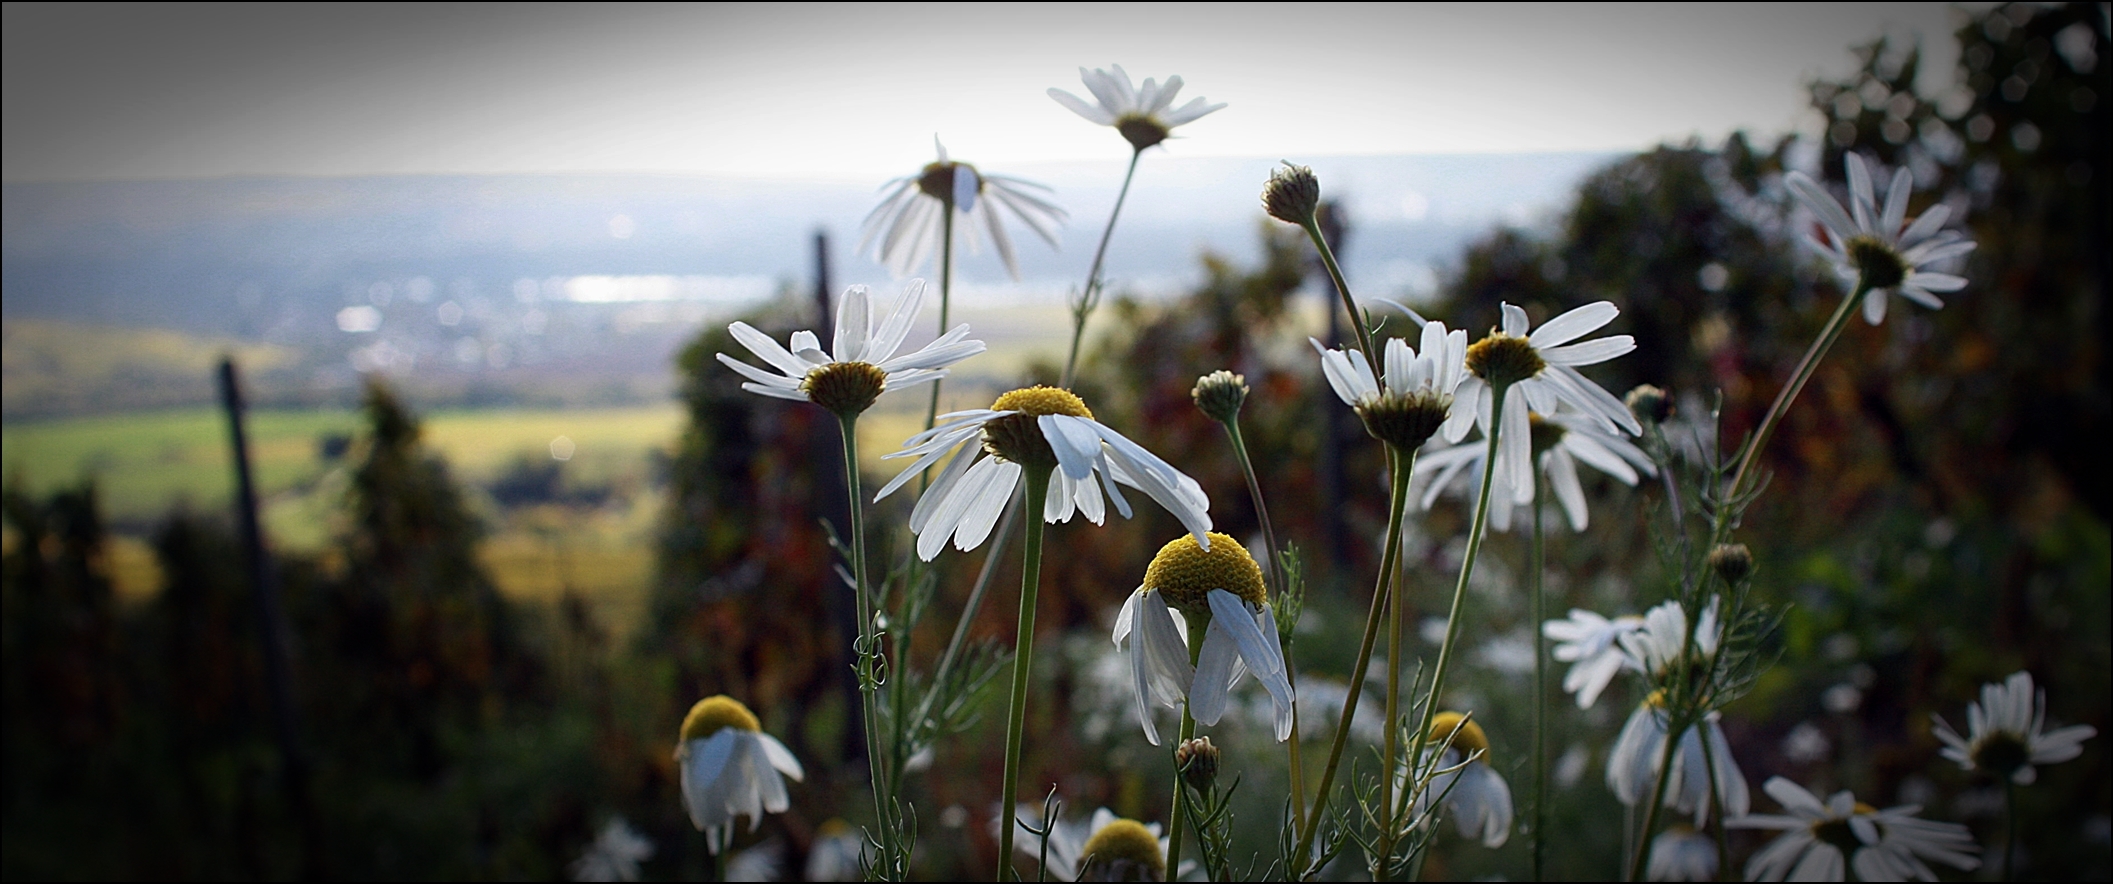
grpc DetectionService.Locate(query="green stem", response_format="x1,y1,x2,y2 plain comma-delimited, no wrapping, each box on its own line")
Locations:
924,201,957,433
2003,780,2017,882
912,498,1017,727
1292,446,1414,875
838,414,898,873
1221,417,1305,831
1062,148,1143,389
1713,280,1869,544
1166,617,1207,882
997,466,1052,880
1698,717,1731,882
1404,384,1513,841
1377,448,1414,877
1627,710,1690,882
1300,217,1376,367
1531,480,1547,882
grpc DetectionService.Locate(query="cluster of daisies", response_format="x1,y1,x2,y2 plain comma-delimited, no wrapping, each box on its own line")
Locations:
661,56,2097,884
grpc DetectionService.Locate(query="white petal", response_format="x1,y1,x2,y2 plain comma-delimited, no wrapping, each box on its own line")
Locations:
865,279,926,363
728,321,814,377
951,460,1022,552
1530,301,1619,348
1048,88,1116,125
1500,302,1530,336
1546,449,1589,531
1041,414,1103,481
1538,335,1635,367
757,732,805,781
1189,620,1239,725
1863,288,1889,324
833,284,870,364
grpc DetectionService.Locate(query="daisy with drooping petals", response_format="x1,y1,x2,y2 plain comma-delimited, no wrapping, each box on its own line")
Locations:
1647,825,1718,881
1114,532,1294,745
1786,153,1975,325
1407,712,1515,848
1933,670,2096,786
1603,600,1751,826
1417,406,1657,533
875,385,1211,561
570,816,654,882
675,696,805,853
860,138,1066,280
1002,805,1183,882
1734,777,1981,882
1451,301,1642,503
715,279,985,416
1543,608,1647,709
1050,64,1225,153
1312,318,1468,452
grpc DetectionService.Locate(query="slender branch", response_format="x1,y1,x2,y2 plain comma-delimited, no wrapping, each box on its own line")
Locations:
1531,479,1548,882
1166,618,1206,882
1062,148,1144,389
1402,383,1513,844
837,414,900,875
997,467,1053,879
924,204,958,432
1301,217,1376,367
1292,446,1414,875
1375,447,1416,874
1714,280,1869,544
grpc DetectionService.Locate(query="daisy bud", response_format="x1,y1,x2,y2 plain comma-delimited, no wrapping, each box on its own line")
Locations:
1191,370,1249,423
1078,818,1166,882
1262,162,1320,225
1143,531,1266,618
1464,331,1546,388
982,385,1095,470
1625,384,1674,425
801,361,889,417
1707,543,1754,585
1175,736,1220,791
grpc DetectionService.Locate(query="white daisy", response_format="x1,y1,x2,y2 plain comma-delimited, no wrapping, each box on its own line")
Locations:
1312,319,1468,450
1407,712,1515,848
1786,153,1975,325
859,137,1065,280
1607,701,1750,827
1543,608,1647,709
1452,301,1642,503
802,819,870,882
1647,825,1718,882
875,385,1211,562
1417,407,1656,533
715,280,986,415
1112,532,1294,745
674,696,805,853
1049,64,1225,152
1733,777,1980,882
1002,805,1177,882
569,816,655,883
1603,599,1746,825
1933,670,2097,786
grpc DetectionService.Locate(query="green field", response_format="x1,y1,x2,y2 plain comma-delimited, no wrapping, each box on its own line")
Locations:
3,404,684,635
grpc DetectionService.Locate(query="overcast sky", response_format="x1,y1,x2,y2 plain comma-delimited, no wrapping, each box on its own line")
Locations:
3,2,1979,184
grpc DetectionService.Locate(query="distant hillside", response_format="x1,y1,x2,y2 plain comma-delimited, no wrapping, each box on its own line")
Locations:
1,153,1617,415
1,319,299,418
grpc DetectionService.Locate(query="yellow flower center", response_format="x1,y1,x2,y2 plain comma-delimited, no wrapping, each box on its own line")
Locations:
982,386,1094,469
1465,331,1546,387
1078,818,1165,882
1429,711,1492,762
991,385,1094,419
679,695,760,742
1144,532,1265,615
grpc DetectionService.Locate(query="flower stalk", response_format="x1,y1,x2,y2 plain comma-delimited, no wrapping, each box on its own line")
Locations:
1531,479,1548,881
997,464,1054,879
1164,617,1206,882
1714,280,1869,544
1062,148,1144,389
836,413,904,875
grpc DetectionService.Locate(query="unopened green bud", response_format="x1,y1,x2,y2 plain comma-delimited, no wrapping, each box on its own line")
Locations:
1175,736,1220,791
1191,370,1249,423
1625,384,1674,424
1263,162,1320,224
1707,543,1754,584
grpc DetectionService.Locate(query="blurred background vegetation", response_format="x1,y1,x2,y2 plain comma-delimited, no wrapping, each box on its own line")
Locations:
4,3,2105,879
